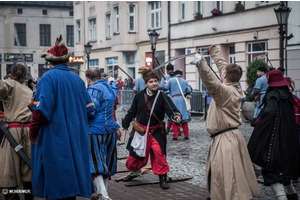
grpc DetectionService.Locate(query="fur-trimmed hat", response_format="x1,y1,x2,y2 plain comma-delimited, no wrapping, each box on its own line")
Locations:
142,69,159,83
138,66,149,74
166,63,174,71
41,35,70,63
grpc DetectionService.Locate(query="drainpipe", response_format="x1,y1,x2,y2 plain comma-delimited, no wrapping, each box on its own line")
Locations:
285,1,288,76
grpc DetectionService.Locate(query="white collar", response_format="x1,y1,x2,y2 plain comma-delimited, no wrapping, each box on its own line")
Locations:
146,88,154,96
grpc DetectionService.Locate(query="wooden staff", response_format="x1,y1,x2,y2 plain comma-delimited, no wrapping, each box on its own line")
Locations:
125,175,192,187
154,57,166,80
115,166,152,182
116,65,135,81
120,129,127,144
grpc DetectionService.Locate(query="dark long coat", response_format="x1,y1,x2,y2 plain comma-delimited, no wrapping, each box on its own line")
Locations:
248,87,300,180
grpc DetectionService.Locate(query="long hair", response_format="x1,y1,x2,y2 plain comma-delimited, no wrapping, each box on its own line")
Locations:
11,64,27,84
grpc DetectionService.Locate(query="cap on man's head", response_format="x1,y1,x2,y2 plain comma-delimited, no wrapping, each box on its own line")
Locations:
267,70,290,87
174,70,183,76
142,69,159,83
257,66,266,72
166,63,174,71
41,35,70,63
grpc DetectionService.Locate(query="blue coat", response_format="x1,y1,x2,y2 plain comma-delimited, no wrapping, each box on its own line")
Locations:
87,79,120,134
164,77,191,121
31,65,93,199
253,74,268,118
133,77,146,92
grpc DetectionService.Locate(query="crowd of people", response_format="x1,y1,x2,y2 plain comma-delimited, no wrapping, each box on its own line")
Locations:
0,35,299,200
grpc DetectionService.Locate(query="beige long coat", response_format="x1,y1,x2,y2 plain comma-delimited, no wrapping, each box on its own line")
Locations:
0,79,32,187
197,47,261,200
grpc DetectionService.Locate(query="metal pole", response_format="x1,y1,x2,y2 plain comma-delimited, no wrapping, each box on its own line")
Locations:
87,54,90,69
152,45,155,69
279,25,284,69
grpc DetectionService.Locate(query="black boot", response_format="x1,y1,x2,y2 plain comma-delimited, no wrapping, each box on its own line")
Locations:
159,174,169,189
22,181,34,200
122,174,138,182
287,193,298,200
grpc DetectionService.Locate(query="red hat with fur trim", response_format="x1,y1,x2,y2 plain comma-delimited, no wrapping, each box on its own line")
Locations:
267,70,290,87
41,35,70,63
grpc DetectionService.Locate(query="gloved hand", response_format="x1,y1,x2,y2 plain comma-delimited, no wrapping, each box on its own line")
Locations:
186,95,192,99
190,53,202,65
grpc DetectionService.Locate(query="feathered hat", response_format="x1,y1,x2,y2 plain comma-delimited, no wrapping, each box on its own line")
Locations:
41,35,70,62
138,66,149,74
142,69,159,83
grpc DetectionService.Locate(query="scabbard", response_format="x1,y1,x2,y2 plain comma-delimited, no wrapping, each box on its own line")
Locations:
0,120,31,168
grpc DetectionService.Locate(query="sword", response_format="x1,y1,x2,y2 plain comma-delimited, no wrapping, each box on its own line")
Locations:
154,57,166,80
153,52,196,71
125,175,192,187
116,65,135,81
0,121,31,168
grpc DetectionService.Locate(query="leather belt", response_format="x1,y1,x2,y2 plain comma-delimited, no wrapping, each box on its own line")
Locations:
210,128,237,138
172,94,182,98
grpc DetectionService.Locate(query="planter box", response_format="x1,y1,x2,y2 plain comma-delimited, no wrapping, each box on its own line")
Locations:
194,15,203,20
212,11,222,16
235,6,245,11
242,101,255,121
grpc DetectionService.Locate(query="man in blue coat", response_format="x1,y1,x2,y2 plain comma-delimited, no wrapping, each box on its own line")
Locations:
164,70,191,140
86,68,121,200
133,67,148,94
29,36,93,200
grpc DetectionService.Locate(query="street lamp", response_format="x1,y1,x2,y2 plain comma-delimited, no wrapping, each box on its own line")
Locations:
84,42,93,69
274,1,293,71
148,30,160,69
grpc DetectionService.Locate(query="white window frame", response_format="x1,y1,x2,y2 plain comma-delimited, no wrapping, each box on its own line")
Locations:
129,4,136,32
215,1,223,11
106,57,119,80
196,1,203,15
229,46,236,64
198,47,212,93
76,20,81,43
89,18,96,41
89,59,99,68
149,1,161,30
247,41,268,64
106,14,111,38
258,1,269,6
180,1,186,21
114,6,119,34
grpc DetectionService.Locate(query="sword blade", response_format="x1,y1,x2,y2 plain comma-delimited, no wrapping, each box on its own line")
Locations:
153,52,196,71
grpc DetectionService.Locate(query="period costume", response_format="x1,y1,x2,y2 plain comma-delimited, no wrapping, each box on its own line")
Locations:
191,46,260,200
164,71,191,139
122,69,181,189
0,78,33,200
29,36,93,200
253,67,268,118
87,79,120,200
248,70,299,200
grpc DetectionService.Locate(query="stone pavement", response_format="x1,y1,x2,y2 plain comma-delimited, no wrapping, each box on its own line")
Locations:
1,111,299,200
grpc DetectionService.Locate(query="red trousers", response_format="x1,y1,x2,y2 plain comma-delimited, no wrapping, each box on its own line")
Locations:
167,122,173,128
173,122,189,138
126,124,169,175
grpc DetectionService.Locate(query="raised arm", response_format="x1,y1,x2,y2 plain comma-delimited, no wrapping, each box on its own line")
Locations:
209,45,228,75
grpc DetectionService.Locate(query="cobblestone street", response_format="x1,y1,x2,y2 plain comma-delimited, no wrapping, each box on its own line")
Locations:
1,111,299,200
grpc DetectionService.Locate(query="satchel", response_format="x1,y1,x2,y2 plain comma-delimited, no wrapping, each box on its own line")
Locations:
132,121,145,136
175,77,191,111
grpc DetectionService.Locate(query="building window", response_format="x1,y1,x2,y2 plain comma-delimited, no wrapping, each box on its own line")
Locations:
129,4,136,32
66,25,74,47
40,24,51,46
14,24,26,46
149,1,161,29
258,1,269,6
106,57,119,80
38,63,50,78
89,18,96,41
76,20,81,43
106,14,111,38
196,1,203,15
180,2,186,21
89,59,99,68
236,1,245,6
248,41,268,64
42,9,47,15
114,7,119,33
198,47,212,93
215,1,223,11
70,10,74,16
229,46,236,63
17,8,22,14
